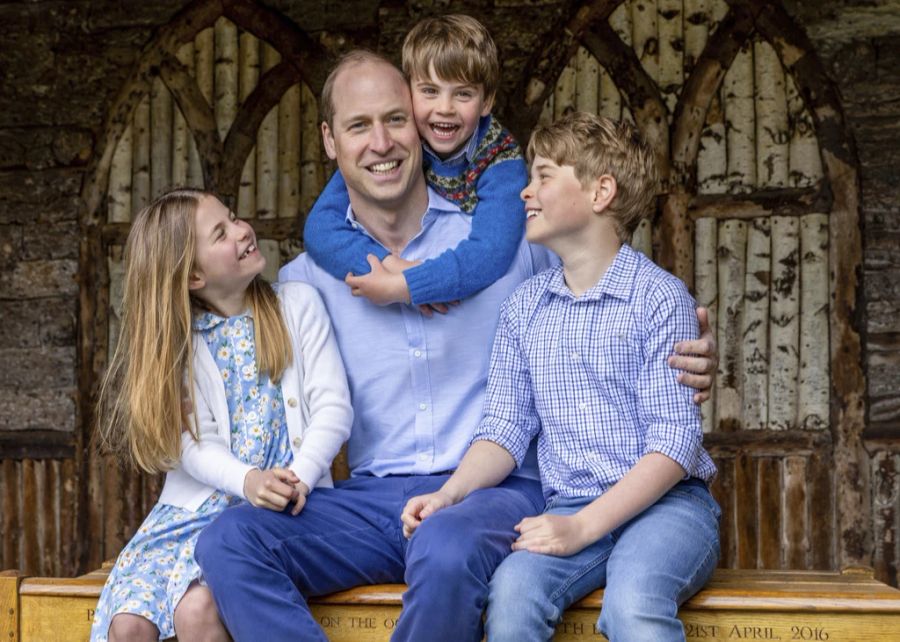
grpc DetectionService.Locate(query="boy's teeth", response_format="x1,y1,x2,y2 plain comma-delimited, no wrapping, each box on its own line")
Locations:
370,161,399,173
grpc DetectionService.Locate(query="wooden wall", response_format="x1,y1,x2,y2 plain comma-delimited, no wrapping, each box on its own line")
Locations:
0,0,898,588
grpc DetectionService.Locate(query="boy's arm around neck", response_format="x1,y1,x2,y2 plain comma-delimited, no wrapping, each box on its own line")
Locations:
403,155,527,304
302,169,390,278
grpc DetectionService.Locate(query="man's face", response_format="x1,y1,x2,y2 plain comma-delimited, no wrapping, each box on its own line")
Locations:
322,61,423,215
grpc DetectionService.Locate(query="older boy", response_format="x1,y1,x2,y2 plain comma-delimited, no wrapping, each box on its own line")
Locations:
303,14,526,309
401,112,721,641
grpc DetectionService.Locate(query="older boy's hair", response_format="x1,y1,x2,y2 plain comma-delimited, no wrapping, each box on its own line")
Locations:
527,112,660,242
402,14,500,101
320,49,398,128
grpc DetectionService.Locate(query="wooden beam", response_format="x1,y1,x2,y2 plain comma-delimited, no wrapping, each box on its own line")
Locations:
0,432,73,462
688,184,831,220
101,216,300,246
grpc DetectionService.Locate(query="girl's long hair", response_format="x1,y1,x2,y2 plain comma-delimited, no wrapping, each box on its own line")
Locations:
95,188,292,473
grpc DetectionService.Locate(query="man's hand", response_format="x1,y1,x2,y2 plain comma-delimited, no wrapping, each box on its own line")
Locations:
243,467,300,511
668,306,718,404
290,480,311,516
511,513,593,557
400,490,457,538
345,255,411,305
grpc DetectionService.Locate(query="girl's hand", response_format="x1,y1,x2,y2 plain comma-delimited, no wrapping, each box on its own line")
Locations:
243,467,300,511
400,490,456,539
290,480,311,516
511,513,593,557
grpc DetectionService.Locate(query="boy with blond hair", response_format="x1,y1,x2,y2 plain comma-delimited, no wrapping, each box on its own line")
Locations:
303,14,526,310
402,112,721,641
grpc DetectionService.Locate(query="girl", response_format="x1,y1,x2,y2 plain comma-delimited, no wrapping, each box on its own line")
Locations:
91,188,353,641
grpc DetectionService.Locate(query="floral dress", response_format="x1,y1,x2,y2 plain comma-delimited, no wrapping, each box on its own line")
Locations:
90,311,294,641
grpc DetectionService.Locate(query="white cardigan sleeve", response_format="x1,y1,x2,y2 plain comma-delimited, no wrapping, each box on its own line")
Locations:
283,284,354,490
179,352,255,501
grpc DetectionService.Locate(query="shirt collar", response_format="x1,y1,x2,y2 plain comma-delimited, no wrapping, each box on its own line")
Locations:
343,187,460,229
192,306,253,332
546,244,640,302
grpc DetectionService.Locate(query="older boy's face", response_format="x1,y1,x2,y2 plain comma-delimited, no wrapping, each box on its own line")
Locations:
521,155,597,250
322,61,423,214
410,63,493,160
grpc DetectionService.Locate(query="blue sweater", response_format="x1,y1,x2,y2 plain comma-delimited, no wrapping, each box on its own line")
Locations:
302,114,527,305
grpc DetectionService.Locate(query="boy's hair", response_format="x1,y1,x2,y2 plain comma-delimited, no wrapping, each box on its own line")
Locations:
95,188,292,473
527,112,660,242
320,49,398,129
401,14,500,101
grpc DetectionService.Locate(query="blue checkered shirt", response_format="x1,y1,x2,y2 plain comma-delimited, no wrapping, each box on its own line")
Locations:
472,244,717,500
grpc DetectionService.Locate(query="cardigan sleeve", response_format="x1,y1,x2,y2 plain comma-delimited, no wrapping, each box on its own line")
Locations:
402,156,527,304
302,169,390,279
179,369,256,501
282,283,354,490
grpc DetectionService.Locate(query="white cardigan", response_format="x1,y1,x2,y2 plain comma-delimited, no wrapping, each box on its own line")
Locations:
157,281,353,512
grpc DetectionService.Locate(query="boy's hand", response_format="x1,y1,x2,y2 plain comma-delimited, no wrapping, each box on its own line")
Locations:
667,306,718,404
346,255,411,305
382,254,420,274
290,480,311,516
400,490,456,538
511,513,593,557
244,467,300,511
417,300,461,318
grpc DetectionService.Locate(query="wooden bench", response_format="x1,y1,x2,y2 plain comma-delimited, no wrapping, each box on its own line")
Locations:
2,567,899,641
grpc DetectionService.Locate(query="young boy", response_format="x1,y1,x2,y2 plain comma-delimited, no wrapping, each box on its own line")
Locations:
400,112,721,641
303,14,525,310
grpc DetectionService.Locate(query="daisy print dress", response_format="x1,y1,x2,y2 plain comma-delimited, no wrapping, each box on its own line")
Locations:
90,311,293,641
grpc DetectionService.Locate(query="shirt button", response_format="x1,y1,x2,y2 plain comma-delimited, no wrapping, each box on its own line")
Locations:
413,350,422,358
287,398,298,408
418,453,429,461
571,352,579,360
579,402,587,410
292,437,303,448
418,403,427,411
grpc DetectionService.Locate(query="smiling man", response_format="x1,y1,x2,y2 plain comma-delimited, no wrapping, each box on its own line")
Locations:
195,51,716,642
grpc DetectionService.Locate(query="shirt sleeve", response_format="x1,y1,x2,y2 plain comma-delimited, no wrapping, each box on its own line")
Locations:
403,157,528,305
471,298,541,466
302,169,390,279
638,277,704,475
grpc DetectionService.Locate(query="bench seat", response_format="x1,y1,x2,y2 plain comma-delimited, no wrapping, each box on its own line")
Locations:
3,567,899,640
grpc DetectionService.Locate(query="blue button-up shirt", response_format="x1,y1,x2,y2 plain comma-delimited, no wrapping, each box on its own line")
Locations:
279,188,551,478
472,244,717,500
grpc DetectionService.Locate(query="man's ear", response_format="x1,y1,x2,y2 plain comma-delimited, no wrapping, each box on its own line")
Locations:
322,121,337,160
591,175,617,213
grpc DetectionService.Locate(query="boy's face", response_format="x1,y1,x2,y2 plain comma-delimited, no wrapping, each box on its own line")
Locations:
521,155,598,250
410,63,493,159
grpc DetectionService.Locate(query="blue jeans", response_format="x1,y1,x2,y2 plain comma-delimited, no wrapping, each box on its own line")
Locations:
194,473,543,642
485,478,721,642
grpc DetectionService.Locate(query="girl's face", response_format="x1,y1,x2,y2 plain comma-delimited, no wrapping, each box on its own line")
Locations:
189,195,265,310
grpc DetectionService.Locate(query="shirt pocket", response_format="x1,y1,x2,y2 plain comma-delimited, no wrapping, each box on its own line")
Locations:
590,331,641,394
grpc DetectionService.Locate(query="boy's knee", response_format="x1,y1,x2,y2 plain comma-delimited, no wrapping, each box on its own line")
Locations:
486,556,559,642
599,585,678,639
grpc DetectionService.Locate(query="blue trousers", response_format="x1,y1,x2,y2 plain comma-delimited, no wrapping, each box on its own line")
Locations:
195,473,543,641
485,478,721,642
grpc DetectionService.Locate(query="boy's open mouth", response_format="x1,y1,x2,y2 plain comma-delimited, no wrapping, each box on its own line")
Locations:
430,122,460,139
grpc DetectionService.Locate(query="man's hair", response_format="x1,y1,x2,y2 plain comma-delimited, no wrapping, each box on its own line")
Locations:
401,14,500,101
527,112,660,242
320,50,398,128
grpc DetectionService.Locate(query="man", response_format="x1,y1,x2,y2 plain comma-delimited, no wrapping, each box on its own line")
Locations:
195,51,715,642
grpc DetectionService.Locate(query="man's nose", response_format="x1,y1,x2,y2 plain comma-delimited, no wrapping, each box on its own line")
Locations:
370,123,394,153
